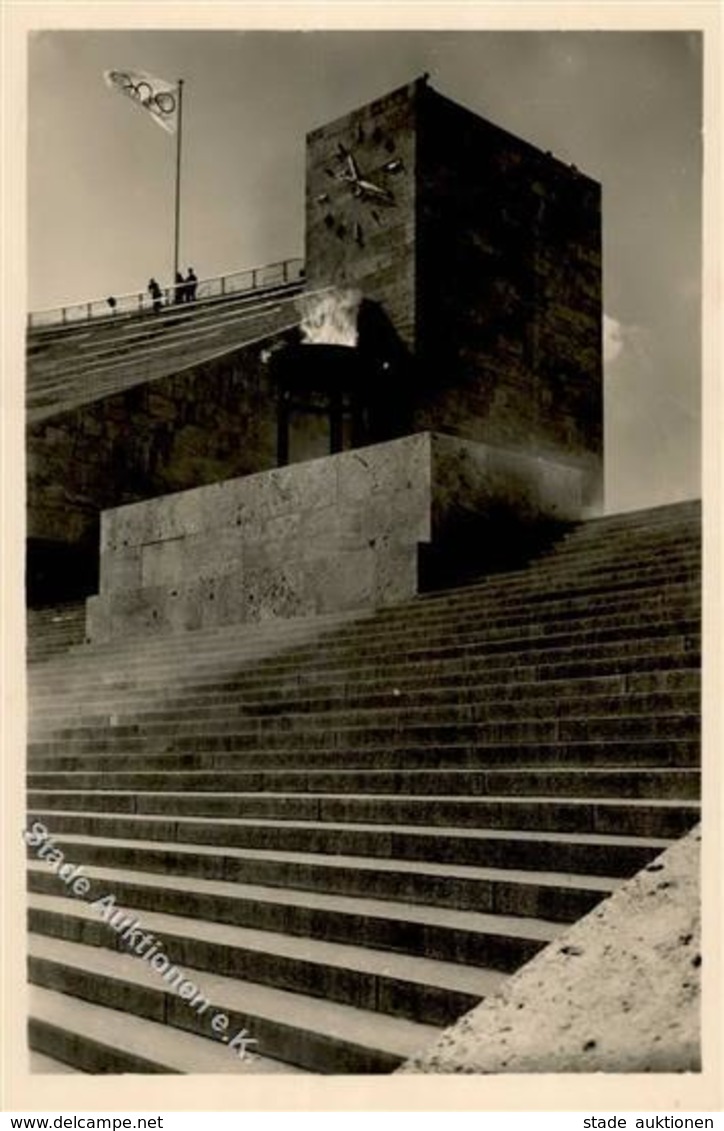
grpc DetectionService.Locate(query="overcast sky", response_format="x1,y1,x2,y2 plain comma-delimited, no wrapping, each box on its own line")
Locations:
26,29,702,514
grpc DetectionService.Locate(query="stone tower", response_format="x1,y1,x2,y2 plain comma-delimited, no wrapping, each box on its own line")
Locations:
305,77,603,507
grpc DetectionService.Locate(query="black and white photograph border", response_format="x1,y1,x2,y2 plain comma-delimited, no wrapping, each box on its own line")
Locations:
1,0,722,1115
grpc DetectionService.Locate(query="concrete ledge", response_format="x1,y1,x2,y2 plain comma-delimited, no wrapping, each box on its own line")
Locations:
87,433,584,642
398,826,701,1074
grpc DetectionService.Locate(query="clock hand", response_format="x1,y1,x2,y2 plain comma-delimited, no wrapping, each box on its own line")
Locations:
357,178,394,203
332,147,395,203
334,154,359,184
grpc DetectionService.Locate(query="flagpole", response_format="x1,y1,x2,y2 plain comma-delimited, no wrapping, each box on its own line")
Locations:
173,78,184,286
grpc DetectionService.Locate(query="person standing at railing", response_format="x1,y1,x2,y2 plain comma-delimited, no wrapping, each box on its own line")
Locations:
185,267,198,302
174,271,185,304
148,277,163,314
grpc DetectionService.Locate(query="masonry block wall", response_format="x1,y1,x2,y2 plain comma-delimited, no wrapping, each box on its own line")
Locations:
26,332,291,601
87,434,432,640
414,86,602,488
87,432,583,642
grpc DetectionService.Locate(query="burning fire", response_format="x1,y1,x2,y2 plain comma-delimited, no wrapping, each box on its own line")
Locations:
299,287,362,348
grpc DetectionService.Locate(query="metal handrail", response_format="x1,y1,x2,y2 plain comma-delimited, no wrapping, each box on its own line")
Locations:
27,257,305,330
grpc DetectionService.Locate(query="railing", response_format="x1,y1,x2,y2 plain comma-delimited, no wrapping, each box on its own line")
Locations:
27,258,306,329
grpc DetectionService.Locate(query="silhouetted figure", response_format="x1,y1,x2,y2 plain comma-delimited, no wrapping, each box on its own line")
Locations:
174,272,185,304
148,278,162,314
106,296,117,314
185,267,198,302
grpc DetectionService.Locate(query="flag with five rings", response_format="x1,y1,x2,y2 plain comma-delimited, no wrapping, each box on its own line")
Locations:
103,69,179,134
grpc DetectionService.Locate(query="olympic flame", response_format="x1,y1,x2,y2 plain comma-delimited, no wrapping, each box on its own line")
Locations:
299,287,362,348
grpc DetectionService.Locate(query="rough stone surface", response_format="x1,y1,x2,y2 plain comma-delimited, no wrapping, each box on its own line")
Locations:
414,83,602,502
88,434,431,641
88,432,583,642
430,433,582,527
398,827,701,1074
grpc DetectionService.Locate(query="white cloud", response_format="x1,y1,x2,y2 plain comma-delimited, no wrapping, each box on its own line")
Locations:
603,313,625,366
603,314,652,373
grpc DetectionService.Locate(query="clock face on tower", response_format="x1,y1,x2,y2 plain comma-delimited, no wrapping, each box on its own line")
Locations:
315,124,405,247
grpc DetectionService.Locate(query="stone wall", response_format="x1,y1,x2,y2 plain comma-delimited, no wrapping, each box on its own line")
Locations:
415,86,602,502
87,432,584,642
87,434,431,641
431,432,584,529
27,335,286,554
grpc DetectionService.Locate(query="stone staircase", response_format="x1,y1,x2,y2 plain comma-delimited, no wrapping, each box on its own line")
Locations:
26,499,701,1074
26,602,88,665
27,280,303,422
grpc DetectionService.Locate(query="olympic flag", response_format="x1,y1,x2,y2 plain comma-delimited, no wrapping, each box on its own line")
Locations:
103,69,186,282
103,69,180,134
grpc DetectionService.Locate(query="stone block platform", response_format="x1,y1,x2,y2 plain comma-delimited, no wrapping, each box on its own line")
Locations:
87,432,584,643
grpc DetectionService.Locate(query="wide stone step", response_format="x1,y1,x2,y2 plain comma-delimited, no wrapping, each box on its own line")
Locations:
27,791,700,838
27,821,670,876
27,603,89,663
27,863,561,970
28,893,502,1027
31,611,701,684
382,576,698,623
28,935,439,1073
29,689,700,743
29,668,701,729
33,611,355,677
549,518,700,547
28,709,700,756
28,985,306,1074
320,600,701,658
30,560,700,682
428,551,700,593
432,548,697,599
56,580,701,669
30,607,355,672
30,631,700,707
26,737,701,774
68,570,700,669
547,500,699,537
25,832,617,922
537,524,701,563
417,553,698,609
158,615,702,672
33,603,702,689
30,590,701,699
29,1051,84,1073
26,766,700,800
29,662,701,723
